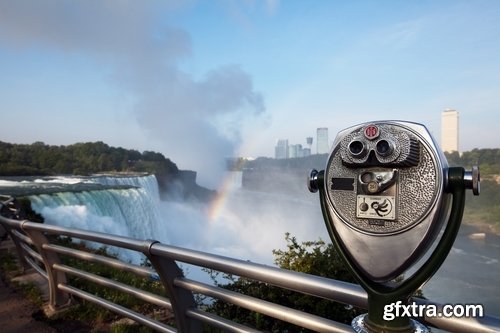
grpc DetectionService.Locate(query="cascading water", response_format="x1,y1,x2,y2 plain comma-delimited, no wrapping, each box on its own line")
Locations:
27,174,166,261
90,174,161,201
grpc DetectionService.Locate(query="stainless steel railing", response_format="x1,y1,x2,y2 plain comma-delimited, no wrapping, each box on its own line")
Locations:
1,195,499,333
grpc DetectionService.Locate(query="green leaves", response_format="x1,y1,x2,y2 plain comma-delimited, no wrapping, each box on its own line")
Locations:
205,233,362,332
0,140,178,176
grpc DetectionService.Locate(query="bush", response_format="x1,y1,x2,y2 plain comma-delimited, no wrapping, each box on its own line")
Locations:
204,233,363,332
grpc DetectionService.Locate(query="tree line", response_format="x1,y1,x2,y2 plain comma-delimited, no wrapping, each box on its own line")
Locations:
1,140,497,177
0,140,178,177
445,148,500,176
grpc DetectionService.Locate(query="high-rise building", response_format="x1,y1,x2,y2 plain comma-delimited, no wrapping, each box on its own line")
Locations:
306,137,313,151
441,109,459,153
289,144,306,158
289,144,299,158
275,139,289,159
317,127,329,154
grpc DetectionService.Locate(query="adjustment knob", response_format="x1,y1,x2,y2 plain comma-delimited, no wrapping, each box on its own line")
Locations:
308,169,320,193
464,166,480,195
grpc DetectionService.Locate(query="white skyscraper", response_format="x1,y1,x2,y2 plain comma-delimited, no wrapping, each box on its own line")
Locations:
289,144,303,158
317,127,329,154
441,109,459,153
275,139,289,159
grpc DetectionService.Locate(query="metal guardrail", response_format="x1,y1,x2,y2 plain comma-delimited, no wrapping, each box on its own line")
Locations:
1,196,499,333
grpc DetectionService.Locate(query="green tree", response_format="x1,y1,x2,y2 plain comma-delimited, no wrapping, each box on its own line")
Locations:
0,140,179,178
205,233,363,332
445,149,500,177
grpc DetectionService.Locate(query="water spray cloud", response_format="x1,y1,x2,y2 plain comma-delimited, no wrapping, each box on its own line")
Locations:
0,1,266,188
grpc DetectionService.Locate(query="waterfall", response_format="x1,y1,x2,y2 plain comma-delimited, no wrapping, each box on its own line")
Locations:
90,174,160,201
28,175,166,261
3,173,326,264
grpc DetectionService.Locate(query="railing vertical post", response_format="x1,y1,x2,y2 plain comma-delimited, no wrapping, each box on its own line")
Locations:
0,201,30,272
21,222,71,312
145,242,201,333
0,224,6,239
1,224,31,272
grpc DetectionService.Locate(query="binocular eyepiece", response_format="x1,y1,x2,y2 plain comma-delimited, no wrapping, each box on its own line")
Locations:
348,138,394,158
342,124,420,168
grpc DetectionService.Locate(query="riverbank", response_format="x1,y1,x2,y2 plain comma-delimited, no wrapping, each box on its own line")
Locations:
463,220,500,236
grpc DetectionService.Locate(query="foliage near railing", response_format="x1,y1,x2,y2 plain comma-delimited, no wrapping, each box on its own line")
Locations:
52,237,171,329
204,233,363,331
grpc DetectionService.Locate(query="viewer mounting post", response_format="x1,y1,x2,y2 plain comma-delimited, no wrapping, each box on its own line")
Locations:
308,121,480,333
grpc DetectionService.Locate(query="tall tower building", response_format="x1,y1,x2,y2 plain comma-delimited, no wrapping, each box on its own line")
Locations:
289,144,303,158
317,127,329,154
275,139,289,159
441,109,459,153
306,137,313,152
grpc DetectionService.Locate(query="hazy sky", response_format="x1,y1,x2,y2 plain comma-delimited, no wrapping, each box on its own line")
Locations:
1,1,499,187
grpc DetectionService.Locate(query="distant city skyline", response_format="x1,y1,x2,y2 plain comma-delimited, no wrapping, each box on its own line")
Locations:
274,127,329,159
271,111,471,161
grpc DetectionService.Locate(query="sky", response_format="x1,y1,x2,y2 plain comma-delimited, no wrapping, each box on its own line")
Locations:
1,0,499,188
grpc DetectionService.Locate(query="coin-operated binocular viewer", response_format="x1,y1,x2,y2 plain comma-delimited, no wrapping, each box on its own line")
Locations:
308,121,480,333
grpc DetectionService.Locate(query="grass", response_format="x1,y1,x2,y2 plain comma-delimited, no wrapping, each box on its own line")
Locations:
45,238,173,332
0,250,19,274
1,237,173,333
17,281,44,307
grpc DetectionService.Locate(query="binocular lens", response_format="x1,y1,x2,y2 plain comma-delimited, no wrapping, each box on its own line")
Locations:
376,139,393,156
349,140,366,156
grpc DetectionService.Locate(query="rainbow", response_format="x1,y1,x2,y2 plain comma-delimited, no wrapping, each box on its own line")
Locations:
207,158,247,221
207,173,234,221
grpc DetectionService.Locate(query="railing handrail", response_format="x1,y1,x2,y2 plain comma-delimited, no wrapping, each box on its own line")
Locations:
1,196,499,333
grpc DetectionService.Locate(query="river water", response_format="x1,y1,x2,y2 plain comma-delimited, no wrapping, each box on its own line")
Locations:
424,224,500,317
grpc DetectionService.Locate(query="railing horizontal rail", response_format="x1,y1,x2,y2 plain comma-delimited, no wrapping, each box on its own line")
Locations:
18,241,48,278
43,243,158,280
20,241,43,264
58,283,176,333
11,229,32,245
25,256,48,280
184,308,261,333
413,298,500,333
175,277,353,333
150,243,368,308
22,221,156,253
0,196,15,206
53,263,172,310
